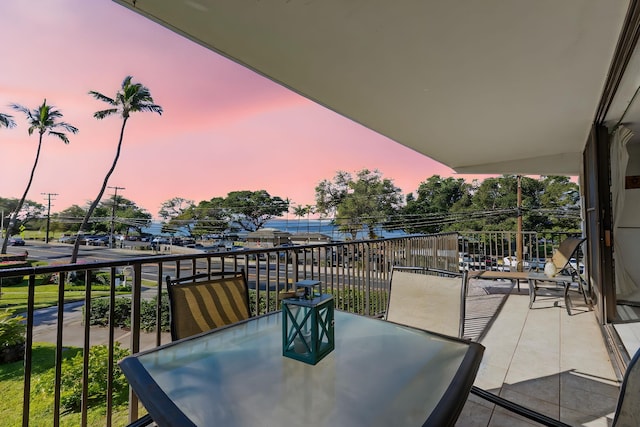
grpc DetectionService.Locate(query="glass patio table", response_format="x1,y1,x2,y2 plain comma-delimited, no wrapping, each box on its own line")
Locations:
119,310,484,427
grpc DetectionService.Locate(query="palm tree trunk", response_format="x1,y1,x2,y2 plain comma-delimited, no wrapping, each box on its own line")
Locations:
1,136,43,254
70,118,128,263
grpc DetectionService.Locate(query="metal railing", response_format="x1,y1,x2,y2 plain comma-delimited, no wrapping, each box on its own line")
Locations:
0,233,458,426
457,230,584,272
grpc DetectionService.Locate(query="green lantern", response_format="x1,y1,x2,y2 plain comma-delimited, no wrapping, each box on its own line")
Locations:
282,280,335,365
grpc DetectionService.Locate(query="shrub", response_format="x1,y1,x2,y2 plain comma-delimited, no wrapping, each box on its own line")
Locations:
0,310,26,347
0,262,26,286
86,294,170,333
249,290,279,316
329,288,387,315
87,297,131,327
35,343,130,412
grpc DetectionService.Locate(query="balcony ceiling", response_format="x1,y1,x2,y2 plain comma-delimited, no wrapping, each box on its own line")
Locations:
113,0,637,175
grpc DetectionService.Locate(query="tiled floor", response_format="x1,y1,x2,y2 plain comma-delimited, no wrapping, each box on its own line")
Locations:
457,280,621,426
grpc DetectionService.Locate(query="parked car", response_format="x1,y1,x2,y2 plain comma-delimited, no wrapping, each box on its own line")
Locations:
502,256,530,270
87,235,110,246
569,258,585,274
57,235,76,244
8,236,25,246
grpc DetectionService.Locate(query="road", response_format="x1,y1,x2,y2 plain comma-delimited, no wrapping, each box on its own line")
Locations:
4,239,203,284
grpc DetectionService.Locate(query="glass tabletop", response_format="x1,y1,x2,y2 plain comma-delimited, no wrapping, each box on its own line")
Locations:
121,310,483,427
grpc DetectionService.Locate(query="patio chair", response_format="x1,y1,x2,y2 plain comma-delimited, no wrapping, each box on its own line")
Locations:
385,266,468,338
474,236,589,312
166,269,251,341
125,271,251,427
469,346,640,427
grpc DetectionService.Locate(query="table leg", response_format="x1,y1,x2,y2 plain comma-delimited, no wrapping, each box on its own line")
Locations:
528,279,536,309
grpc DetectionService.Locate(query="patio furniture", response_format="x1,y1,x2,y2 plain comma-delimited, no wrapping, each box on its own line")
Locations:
473,237,589,315
386,266,468,338
166,269,251,340
119,310,485,427
470,346,640,427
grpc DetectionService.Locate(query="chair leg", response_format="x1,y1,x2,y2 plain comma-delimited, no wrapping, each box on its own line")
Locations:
563,282,572,315
470,386,572,427
126,414,154,427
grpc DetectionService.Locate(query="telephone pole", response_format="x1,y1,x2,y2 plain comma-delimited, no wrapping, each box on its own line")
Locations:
516,175,524,272
41,193,58,244
108,186,125,248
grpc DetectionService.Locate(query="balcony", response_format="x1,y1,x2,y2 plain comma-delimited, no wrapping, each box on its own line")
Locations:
0,232,633,426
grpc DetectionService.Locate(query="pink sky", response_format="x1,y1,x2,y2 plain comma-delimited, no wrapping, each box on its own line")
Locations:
1,0,481,219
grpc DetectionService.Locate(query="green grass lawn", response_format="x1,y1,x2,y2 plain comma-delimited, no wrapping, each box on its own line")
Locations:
0,343,137,426
0,282,113,315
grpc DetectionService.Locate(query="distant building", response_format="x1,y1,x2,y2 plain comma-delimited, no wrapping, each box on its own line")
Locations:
290,232,332,245
245,228,292,248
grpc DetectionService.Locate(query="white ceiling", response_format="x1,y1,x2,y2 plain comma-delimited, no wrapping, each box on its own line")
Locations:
112,0,635,176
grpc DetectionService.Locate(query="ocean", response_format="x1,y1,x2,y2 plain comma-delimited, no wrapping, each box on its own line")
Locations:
265,219,407,240
143,218,407,241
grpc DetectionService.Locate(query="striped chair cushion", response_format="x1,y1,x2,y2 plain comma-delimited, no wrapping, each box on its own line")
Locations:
168,273,250,340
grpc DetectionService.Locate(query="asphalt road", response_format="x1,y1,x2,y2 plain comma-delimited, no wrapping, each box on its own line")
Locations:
3,240,175,349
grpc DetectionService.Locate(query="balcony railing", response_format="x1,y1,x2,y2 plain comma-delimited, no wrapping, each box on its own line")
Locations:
0,230,581,426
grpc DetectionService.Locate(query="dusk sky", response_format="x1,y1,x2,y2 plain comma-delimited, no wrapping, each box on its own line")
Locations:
1,0,477,219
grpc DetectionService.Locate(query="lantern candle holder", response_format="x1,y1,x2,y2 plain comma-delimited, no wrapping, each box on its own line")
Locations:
282,280,335,365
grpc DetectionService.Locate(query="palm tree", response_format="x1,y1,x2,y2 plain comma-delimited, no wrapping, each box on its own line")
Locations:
0,111,16,245
0,112,16,129
71,76,162,263
293,205,308,233
1,100,78,254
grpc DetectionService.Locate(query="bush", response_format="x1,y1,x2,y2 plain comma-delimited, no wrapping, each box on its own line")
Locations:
249,290,279,316
0,310,26,347
35,343,130,412
67,270,119,288
87,297,131,327
86,294,170,333
329,288,387,315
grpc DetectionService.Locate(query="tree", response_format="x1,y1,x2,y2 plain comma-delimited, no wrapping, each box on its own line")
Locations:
223,190,289,232
292,205,309,233
1,100,77,254
315,169,403,239
53,205,87,234
90,196,152,236
159,197,196,235
190,197,228,237
401,176,470,233
71,76,162,263
0,197,45,234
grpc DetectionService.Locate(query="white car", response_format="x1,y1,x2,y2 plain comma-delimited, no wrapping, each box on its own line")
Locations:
502,256,530,270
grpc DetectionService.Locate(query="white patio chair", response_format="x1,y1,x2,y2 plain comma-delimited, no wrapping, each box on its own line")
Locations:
385,266,468,338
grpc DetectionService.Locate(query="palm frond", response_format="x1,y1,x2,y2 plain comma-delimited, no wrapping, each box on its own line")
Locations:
134,103,163,115
55,122,79,134
48,131,71,144
89,91,116,105
93,109,119,120
0,112,16,128
10,103,30,115
121,75,134,88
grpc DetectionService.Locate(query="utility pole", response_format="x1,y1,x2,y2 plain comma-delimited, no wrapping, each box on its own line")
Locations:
41,193,58,244
108,186,125,249
516,175,524,272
